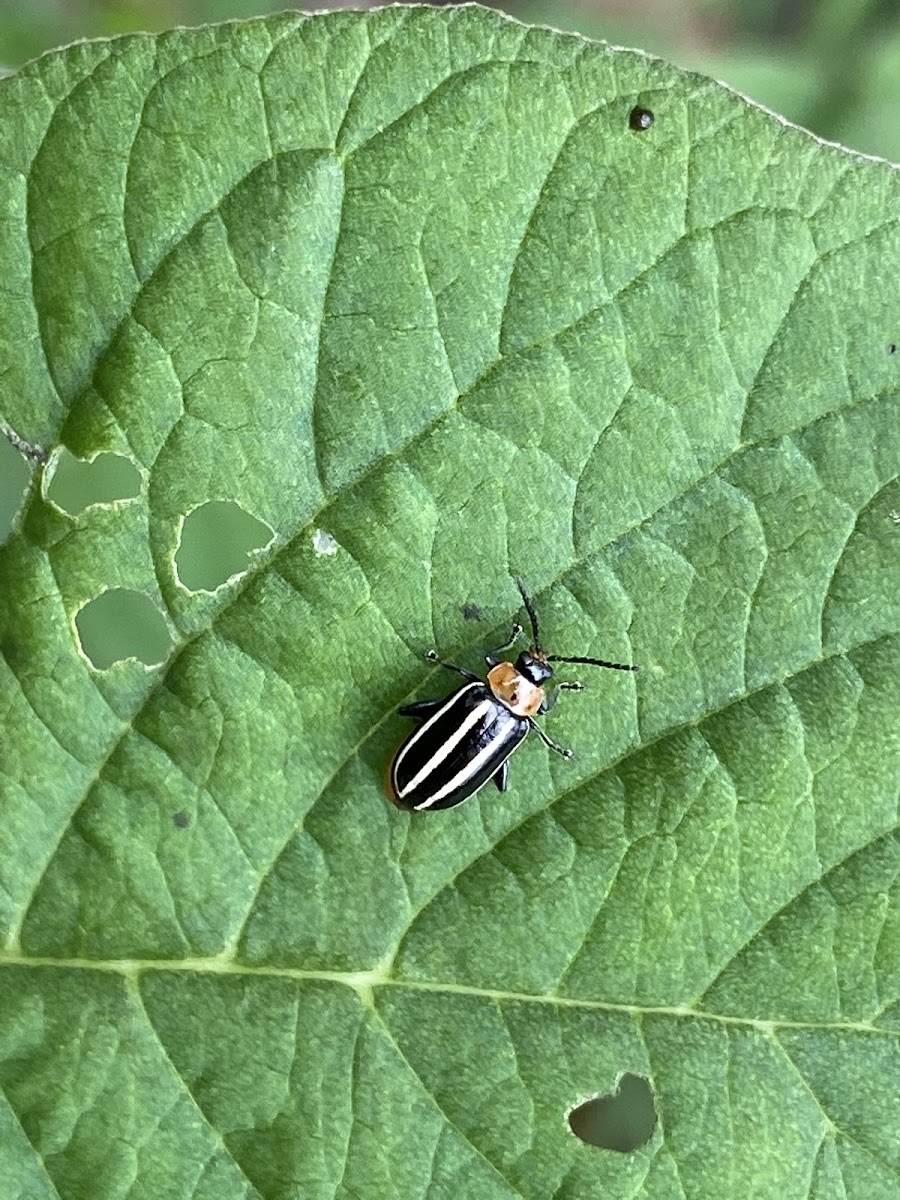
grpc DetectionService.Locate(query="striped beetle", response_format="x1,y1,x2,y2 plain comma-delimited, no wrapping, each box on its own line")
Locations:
388,579,638,812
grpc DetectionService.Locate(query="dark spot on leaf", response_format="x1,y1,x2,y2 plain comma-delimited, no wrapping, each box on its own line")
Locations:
175,500,274,592
888,342,897,355
75,589,172,669
462,603,484,621
46,449,142,515
569,1074,657,1152
629,106,654,132
172,810,190,828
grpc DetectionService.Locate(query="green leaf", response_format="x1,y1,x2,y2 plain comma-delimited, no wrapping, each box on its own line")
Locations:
1,6,898,1197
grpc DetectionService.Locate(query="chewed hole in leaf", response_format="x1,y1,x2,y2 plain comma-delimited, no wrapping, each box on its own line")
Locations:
75,589,172,669
568,1074,657,1152
175,500,274,592
0,435,31,542
45,449,142,515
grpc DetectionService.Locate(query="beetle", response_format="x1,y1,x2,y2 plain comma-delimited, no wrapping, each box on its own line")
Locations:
388,579,639,812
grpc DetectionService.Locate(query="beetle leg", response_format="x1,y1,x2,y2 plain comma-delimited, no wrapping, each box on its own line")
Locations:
539,680,584,715
424,649,480,681
492,760,510,791
398,698,443,720
485,622,523,667
527,717,574,759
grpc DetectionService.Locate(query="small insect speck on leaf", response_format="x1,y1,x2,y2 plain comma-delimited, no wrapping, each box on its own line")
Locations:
887,342,897,355
629,106,654,132
172,810,190,828
462,603,484,621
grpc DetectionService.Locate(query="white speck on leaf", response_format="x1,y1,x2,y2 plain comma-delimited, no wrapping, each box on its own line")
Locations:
313,528,339,555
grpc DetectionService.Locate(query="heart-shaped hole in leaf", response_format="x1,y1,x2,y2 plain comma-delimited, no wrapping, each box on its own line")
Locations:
568,1073,657,1152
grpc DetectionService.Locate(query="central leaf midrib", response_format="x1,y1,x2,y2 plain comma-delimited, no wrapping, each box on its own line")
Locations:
1,952,896,1039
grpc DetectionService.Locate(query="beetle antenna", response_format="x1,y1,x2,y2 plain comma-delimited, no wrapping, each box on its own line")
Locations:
548,654,640,672
515,577,542,649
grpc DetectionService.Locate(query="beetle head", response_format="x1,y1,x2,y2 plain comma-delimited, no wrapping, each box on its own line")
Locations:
515,649,553,685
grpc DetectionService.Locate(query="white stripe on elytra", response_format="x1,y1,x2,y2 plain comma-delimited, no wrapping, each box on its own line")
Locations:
415,715,517,809
398,697,495,798
395,682,482,766
391,686,482,787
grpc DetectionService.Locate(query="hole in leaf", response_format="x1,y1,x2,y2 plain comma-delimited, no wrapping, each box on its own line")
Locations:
45,449,142,515
175,500,274,592
568,1074,657,1152
75,589,172,669
0,436,31,542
